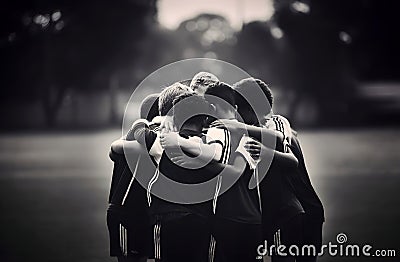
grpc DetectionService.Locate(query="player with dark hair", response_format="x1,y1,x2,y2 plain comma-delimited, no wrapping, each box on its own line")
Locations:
147,92,216,262
132,90,255,262
107,93,161,262
233,78,273,127
139,93,159,122
108,77,309,262
213,78,324,262
203,81,266,262
169,81,297,262
118,83,218,261
110,83,197,261
123,82,284,261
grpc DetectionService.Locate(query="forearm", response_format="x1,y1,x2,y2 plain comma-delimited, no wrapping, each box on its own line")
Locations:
177,136,221,162
228,122,284,151
202,154,246,179
111,139,147,155
245,125,284,151
261,146,298,168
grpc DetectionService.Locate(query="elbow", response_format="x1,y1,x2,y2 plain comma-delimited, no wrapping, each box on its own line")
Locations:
111,139,124,155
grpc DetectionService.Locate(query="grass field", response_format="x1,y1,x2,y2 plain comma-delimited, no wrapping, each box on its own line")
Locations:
0,129,399,262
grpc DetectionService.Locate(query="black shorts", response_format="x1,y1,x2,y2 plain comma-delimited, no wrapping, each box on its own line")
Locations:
106,204,152,257
268,214,323,262
153,213,211,262
212,217,263,262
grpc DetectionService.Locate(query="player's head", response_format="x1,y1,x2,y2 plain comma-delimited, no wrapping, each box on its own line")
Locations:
172,92,211,130
234,78,273,125
204,81,237,119
140,93,159,121
159,82,193,116
190,71,219,95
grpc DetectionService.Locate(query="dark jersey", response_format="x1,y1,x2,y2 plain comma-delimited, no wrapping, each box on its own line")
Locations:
214,131,262,225
261,115,324,238
266,115,324,222
108,149,147,207
108,149,130,204
215,165,262,224
137,125,226,223
137,120,262,225
151,129,223,221
108,120,160,207
107,148,151,257
289,136,325,222
260,115,305,237
106,121,160,257
260,156,305,237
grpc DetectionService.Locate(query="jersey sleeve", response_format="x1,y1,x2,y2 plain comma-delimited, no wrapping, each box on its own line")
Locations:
130,119,164,165
235,135,257,170
130,119,159,150
206,127,229,163
148,135,163,165
265,115,293,153
126,119,148,141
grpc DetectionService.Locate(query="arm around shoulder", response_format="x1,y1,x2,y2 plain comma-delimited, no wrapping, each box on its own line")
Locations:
110,139,146,155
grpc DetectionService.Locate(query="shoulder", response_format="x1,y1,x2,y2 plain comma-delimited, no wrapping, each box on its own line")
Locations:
205,126,230,144
270,115,293,138
110,139,125,155
271,115,291,131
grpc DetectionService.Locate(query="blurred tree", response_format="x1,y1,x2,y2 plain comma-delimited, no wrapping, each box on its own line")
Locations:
271,0,400,125
234,21,280,84
176,14,236,61
0,0,157,127
131,13,238,83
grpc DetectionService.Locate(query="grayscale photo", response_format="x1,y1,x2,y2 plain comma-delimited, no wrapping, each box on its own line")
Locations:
0,1,399,262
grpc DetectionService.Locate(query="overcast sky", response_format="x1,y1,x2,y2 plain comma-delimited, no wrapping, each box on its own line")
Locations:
157,0,274,30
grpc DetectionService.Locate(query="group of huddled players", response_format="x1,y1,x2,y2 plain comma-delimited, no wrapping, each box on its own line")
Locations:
107,72,325,262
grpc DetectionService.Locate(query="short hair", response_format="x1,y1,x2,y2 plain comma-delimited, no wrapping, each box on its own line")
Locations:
234,90,258,125
172,92,211,129
140,93,159,121
204,82,236,112
233,78,273,125
190,71,219,92
158,82,192,116
234,78,273,108
255,79,273,108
